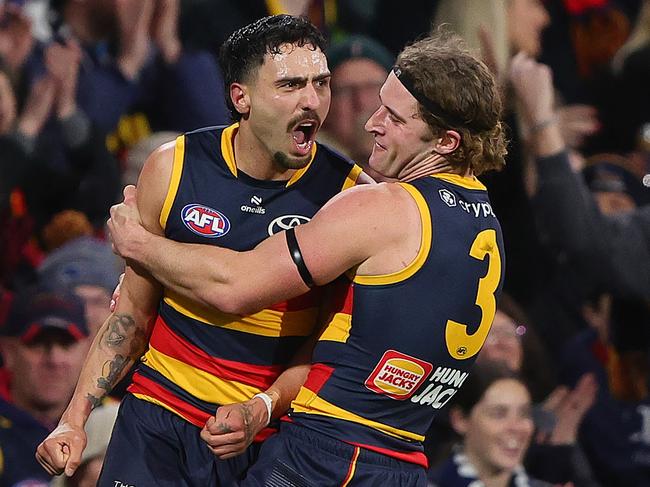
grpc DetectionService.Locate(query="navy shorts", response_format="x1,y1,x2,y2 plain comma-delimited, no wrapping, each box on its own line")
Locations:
240,422,426,486
98,394,260,487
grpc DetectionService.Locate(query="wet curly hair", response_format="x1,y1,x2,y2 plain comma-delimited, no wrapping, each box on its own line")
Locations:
395,32,508,175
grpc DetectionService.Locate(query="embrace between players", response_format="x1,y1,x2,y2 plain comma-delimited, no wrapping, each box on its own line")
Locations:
38,14,506,487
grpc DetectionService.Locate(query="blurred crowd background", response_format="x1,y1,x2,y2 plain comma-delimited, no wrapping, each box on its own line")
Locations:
0,0,648,486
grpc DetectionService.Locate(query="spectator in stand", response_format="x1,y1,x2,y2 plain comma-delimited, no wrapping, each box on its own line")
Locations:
44,0,229,139
25,39,121,230
426,300,598,486
510,52,650,301
318,35,393,170
428,362,550,487
477,305,599,486
560,294,650,486
122,131,178,186
607,0,650,152
511,52,650,484
0,48,120,289
0,290,88,487
0,23,121,230
0,2,35,81
38,236,123,336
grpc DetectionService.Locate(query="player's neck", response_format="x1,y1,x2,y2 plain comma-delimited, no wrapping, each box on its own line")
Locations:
399,154,471,182
233,123,298,181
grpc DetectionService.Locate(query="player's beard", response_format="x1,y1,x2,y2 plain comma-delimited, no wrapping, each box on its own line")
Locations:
273,151,312,170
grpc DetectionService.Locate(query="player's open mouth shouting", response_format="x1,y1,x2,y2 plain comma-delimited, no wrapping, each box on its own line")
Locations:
290,117,319,156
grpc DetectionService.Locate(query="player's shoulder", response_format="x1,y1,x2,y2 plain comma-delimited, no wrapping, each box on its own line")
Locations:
184,124,230,140
314,141,359,171
315,140,353,163
140,139,177,181
319,181,411,218
310,142,371,188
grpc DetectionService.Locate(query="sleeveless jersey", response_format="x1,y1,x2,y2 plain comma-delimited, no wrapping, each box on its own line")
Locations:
289,174,505,466
128,124,361,431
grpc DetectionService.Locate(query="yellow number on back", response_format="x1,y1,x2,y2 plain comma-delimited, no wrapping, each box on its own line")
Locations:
445,229,501,360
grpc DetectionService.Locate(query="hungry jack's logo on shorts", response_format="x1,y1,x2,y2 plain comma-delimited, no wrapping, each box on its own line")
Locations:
365,350,433,400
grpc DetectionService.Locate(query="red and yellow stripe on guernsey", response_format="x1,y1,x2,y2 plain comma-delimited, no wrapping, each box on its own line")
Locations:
291,385,428,466
319,280,354,343
341,447,360,487
129,373,276,444
162,289,319,338
130,373,212,426
292,386,425,443
130,285,322,426
131,316,284,424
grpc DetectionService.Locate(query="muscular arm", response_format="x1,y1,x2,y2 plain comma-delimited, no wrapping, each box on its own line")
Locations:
36,143,173,476
110,182,412,315
63,267,160,423
65,144,173,420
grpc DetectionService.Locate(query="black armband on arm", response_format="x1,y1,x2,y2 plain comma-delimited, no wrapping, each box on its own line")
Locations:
285,227,315,288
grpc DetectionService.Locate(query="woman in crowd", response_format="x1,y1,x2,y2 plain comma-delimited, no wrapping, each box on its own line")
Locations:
428,362,548,487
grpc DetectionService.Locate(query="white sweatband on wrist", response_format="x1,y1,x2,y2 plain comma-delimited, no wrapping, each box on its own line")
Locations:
253,392,273,426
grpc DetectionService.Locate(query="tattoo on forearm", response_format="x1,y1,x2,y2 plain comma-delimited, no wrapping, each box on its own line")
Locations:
104,314,136,348
87,313,149,407
97,354,128,391
100,313,148,356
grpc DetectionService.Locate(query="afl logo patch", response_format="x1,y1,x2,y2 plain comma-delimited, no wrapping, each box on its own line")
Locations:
181,204,230,238
267,214,310,236
365,350,433,400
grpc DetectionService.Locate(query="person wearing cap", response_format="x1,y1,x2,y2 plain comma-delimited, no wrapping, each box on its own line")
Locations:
108,32,507,484
319,35,394,172
0,291,88,487
38,236,123,337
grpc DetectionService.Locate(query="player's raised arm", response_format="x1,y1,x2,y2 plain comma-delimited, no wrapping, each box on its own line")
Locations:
36,144,173,477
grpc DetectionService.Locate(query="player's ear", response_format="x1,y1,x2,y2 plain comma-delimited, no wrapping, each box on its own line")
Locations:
230,83,251,116
433,130,461,155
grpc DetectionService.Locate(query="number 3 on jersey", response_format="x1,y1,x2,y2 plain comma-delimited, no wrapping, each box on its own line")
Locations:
445,229,502,360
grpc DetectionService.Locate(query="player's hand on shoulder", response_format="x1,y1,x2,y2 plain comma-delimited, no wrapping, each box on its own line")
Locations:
35,421,87,477
108,185,150,260
200,398,269,459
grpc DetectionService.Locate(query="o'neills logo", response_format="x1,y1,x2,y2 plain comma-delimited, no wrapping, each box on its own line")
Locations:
365,350,433,400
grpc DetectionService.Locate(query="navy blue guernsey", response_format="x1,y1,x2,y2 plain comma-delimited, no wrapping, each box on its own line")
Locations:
128,124,362,432
290,173,505,466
